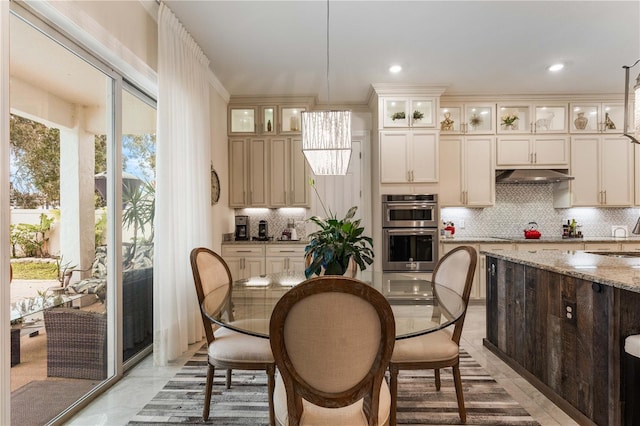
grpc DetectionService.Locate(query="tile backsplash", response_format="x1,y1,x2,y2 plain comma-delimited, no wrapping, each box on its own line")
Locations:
442,184,640,239
234,208,309,241
236,185,640,241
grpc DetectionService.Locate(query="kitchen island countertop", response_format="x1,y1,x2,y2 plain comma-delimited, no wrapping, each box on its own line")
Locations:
481,249,640,293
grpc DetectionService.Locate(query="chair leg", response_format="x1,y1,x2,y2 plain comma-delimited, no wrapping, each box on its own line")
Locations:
203,364,215,421
266,364,276,426
452,364,466,423
226,368,232,389
389,364,399,426
434,368,441,391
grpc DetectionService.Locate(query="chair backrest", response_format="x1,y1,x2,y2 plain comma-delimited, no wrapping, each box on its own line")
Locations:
190,247,234,345
269,276,395,425
432,246,477,343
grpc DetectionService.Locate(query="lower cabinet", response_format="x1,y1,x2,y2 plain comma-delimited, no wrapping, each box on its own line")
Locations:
485,256,640,425
222,243,307,279
221,245,266,280
265,245,306,274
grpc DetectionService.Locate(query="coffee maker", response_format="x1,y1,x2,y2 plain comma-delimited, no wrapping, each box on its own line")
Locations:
257,220,269,241
235,215,249,241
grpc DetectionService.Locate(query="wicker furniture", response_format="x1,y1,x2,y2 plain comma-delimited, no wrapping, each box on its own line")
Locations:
190,247,276,423
44,308,107,380
388,246,477,425
269,276,396,426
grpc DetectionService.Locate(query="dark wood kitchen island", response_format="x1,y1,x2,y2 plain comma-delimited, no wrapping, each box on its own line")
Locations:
482,249,640,426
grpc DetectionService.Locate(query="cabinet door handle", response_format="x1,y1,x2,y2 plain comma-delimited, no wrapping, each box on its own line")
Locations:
534,152,537,163
604,190,607,204
280,250,295,253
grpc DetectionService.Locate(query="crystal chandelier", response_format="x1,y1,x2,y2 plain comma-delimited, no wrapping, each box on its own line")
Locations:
623,59,640,144
302,0,351,175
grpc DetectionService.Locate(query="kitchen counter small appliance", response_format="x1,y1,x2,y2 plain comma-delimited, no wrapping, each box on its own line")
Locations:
524,221,541,239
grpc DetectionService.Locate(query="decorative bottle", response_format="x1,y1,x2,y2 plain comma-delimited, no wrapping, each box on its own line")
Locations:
267,120,272,132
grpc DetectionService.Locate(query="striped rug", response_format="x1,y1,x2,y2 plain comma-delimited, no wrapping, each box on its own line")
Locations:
128,347,539,425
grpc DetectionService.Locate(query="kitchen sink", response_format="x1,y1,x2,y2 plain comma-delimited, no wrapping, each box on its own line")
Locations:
586,251,640,258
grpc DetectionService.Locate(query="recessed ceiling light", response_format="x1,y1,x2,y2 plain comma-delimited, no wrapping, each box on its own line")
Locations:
548,63,564,72
389,65,402,74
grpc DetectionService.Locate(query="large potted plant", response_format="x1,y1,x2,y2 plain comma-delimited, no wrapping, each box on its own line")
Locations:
304,206,374,278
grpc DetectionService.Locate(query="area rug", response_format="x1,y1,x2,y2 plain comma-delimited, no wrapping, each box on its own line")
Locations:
129,346,539,425
12,379,100,426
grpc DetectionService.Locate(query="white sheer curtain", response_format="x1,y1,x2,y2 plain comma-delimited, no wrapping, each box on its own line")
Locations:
154,3,213,365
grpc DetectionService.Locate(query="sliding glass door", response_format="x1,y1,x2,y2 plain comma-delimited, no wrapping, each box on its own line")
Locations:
7,6,155,423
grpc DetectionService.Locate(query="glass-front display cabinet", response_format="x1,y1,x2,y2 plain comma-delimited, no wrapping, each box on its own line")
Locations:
261,106,276,134
533,105,567,133
382,97,436,128
229,107,257,134
280,106,306,133
497,104,531,133
439,103,494,134
570,102,625,133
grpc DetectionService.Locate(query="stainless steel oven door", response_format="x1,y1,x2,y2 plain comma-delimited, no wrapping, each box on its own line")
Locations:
382,202,439,228
382,228,439,272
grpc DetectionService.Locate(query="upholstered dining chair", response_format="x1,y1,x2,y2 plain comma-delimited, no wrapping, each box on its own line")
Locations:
388,245,477,425
190,247,276,423
269,276,396,426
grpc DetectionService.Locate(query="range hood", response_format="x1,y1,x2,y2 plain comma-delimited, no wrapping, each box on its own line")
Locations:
495,169,574,184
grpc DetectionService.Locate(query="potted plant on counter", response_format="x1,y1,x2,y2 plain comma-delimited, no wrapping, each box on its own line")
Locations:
304,205,374,278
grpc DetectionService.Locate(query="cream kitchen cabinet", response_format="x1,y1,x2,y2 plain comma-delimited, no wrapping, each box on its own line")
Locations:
569,102,625,133
229,106,257,135
380,97,437,128
515,243,583,252
441,242,515,299
438,103,495,134
265,245,306,274
379,130,438,183
438,136,494,207
269,137,309,207
583,242,622,251
222,245,266,280
279,106,307,134
570,135,633,207
496,135,569,167
619,242,640,252
228,99,311,136
229,138,268,207
496,103,568,134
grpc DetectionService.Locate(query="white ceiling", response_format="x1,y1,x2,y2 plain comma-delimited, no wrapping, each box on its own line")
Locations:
165,0,640,105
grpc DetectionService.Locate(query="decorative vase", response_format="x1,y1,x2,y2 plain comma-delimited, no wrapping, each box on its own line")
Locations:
574,112,588,130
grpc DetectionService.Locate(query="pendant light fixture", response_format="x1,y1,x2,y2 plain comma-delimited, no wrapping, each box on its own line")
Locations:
301,0,351,175
623,59,640,144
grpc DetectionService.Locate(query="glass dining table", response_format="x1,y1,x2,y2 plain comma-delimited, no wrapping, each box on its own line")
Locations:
201,271,465,340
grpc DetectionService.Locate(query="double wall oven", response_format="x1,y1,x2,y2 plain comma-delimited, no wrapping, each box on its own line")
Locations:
382,194,439,272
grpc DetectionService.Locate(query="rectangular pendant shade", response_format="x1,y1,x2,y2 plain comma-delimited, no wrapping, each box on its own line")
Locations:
301,110,352,175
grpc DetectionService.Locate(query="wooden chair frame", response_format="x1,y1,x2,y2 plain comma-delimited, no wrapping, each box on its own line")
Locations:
190,247,276,424
389,245,477,425
269,276,396,426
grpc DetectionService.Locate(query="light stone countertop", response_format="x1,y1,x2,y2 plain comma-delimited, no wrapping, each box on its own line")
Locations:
222,240,308,245
480,249,640,293
442,236,640,244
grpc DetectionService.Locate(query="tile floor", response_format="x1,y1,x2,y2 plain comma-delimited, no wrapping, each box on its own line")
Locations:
66,304,578,426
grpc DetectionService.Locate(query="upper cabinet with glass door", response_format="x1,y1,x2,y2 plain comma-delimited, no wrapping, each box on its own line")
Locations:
569,102,625,133
497,103,567,134
229,107,257,135
261,106,277,135
381,97,437,128
279,106,307,134
438,103,495,134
